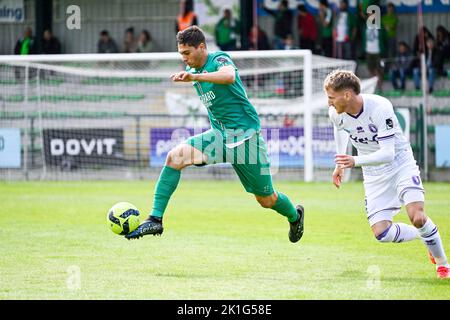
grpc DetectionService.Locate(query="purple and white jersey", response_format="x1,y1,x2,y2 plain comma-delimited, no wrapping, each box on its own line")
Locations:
329,94,414,176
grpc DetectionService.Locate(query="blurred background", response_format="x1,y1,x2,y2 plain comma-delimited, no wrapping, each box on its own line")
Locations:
0,0,449,182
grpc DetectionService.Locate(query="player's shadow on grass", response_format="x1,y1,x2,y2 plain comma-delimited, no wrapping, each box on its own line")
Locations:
336,270,448,286
380,276,450,286
154,272,210,279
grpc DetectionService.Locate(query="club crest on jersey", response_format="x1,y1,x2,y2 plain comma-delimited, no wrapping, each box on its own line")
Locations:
412,176,421,185
386,118,394,130
217,57,229,63
368,124,378,133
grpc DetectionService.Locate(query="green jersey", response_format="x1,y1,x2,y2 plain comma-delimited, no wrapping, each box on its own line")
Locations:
381,13,398,39
186,51,260,143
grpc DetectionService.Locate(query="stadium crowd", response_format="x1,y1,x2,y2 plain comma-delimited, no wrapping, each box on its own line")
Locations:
12,0,450,92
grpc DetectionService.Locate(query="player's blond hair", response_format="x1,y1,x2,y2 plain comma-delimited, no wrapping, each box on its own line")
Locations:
323,70,361,94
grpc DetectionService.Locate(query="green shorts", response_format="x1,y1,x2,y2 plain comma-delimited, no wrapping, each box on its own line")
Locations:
185,129,274,197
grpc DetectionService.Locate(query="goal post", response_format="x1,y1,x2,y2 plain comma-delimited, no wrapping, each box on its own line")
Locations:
0,50,356,181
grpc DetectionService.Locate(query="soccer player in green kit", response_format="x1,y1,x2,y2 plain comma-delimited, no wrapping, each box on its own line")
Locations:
126,26,304,242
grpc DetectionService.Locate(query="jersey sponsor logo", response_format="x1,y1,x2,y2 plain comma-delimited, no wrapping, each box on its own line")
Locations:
386,118,394,130
349,134,378,145
199,90,216,108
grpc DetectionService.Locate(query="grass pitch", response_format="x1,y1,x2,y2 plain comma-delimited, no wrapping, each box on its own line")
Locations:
1,180,449,299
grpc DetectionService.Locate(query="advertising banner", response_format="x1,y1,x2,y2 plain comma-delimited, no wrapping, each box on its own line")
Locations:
435,125,450,168
0,0,24,23
149,127,335,168
0,128,21,168
43,129,124,168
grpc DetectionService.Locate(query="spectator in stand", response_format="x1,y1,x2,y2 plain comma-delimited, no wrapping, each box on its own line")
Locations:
14,27,38,81
40,30,61,79
41,29,61,54
262,0,293,50
97,30,119,53
296,4,317,52
334,0,356,60
14,27,37,55
355,1,366,59
137,30,156,52
355,0,380,59
246,25,270,89
413,26,433,56
389,41,413,91
362,13,386,92
413,37,443,94
319,0,333,57
283,34,298,50
382,2,398,60
360,0,380,15
436,25,450,74
248,25,271,51
410,26,433,80
215,8,240,51
282,34,300,97
176,0,198,33
123,27,138,53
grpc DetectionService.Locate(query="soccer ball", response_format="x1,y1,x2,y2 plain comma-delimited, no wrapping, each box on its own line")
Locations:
107,202,140,235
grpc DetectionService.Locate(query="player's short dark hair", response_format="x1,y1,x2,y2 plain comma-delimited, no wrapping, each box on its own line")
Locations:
323,69,361,94
176,25,206,48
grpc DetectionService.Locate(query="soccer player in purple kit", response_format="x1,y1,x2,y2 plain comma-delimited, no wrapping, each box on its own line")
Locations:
325,69,449,279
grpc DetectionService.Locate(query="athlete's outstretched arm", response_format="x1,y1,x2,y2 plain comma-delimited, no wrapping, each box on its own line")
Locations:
335,136,395,169
170,65,235,85
332,127,349,188
334,126,349,155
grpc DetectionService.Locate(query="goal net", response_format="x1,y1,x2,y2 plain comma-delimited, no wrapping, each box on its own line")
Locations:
0,50,363,181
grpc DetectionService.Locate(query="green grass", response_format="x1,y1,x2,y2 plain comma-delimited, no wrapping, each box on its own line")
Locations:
1,180,449,300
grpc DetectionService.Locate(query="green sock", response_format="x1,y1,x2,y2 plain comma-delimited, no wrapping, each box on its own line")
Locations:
150,166,181,218
271,192,298,222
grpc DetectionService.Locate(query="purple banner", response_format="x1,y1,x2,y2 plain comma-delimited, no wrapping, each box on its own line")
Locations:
149,127,335,168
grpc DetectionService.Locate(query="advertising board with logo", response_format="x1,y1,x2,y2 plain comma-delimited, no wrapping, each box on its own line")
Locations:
43,129,124,168
149,127,335,168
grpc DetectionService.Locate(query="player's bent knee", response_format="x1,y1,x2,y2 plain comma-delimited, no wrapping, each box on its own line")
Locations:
256,195,276,208
258,200,273,208
372,221,393,243
405,200,426,228
375,227,393,243
165,146,191,170
410,213,427,229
